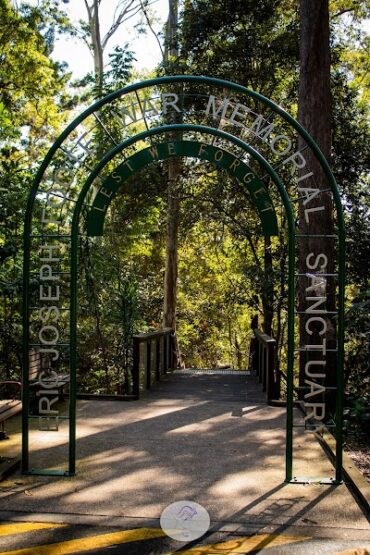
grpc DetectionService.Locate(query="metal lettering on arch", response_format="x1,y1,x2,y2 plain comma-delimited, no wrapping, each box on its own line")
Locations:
22,75,345,482
86,140,278,237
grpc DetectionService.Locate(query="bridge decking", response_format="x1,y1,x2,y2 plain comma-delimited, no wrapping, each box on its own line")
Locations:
0,369,368,534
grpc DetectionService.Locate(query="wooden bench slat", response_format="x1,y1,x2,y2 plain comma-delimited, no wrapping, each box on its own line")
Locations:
0,402,22,423
0,400,21,413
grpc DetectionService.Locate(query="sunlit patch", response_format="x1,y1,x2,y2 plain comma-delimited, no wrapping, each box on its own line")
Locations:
167,413,228,435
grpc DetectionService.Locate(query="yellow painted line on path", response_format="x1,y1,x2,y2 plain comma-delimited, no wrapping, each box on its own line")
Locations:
171,532,311,554
0,527,165,555
0,523,66,537
330,547,370,555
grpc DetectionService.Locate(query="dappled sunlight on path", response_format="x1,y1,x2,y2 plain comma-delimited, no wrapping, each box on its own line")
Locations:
0,372,368,536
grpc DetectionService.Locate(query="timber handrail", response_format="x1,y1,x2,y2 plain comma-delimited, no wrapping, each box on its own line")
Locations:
132,328,176,398
251,329,279,404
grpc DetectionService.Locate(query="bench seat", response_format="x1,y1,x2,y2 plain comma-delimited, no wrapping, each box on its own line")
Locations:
0,382,22,439
0,399,22,422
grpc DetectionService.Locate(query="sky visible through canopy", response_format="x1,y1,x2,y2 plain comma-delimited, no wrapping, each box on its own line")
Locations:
26,1,369,81
31,0,168,77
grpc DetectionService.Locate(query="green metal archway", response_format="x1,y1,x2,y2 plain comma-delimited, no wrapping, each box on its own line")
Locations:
22,75,345,484
85,139,279,237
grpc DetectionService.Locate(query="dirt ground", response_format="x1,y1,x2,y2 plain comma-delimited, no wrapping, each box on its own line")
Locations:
344,438,370,483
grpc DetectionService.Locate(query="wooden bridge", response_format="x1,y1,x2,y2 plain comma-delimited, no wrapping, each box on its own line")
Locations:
0,361,367,541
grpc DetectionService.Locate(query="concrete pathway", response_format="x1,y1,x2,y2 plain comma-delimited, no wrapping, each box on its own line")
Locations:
0,371,369,553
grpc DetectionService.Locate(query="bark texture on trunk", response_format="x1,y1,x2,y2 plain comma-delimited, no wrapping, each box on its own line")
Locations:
299,1,331,159
92,0,104,92
262,235,274,337
298,0,336,406
163,0,181,331
163,160,180,329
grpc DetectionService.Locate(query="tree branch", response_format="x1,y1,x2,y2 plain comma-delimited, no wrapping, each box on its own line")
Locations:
331,8,356,18
103,0,138,48
102,0,159,50
139,0,164,59
83,0,92,21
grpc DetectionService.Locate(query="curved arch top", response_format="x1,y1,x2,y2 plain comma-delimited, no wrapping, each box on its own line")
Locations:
26,74,344,221
86,139,279,237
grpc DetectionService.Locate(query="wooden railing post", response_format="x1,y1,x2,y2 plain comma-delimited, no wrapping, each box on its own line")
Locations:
254,330,277,404
132,337,140,399
167,333,172,370
160,335,165,376
262,344,267,392
132,328,175,395
146,341,151,389
155,338,160,381
258,341,263,384
166,333,171,372
171,331,177,370
266,338,280,402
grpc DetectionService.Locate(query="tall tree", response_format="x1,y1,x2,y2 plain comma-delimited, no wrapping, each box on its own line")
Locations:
163,0,180,331
297,0,336,400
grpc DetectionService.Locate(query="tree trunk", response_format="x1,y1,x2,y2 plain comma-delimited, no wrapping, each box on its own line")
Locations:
163,0,180,331
92,0,104,94
164,0,178,68
163,160,180,329
298,0,336,407
262,235,274,336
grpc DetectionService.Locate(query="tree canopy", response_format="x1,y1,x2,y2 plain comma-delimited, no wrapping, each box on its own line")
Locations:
0,0,369,436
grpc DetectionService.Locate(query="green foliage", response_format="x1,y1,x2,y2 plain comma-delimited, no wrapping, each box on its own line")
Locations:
0,0,70,380
343,396,370,440
76,167,166,393
0,0,68,126
332,72,370,288
344,290,370,411
177,219,255,368
0,0,369,441
74,44,136,100
343,287,370,439
179,0,299,99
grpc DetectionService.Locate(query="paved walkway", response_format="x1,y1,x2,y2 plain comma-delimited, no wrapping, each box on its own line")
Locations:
0,371,369,553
